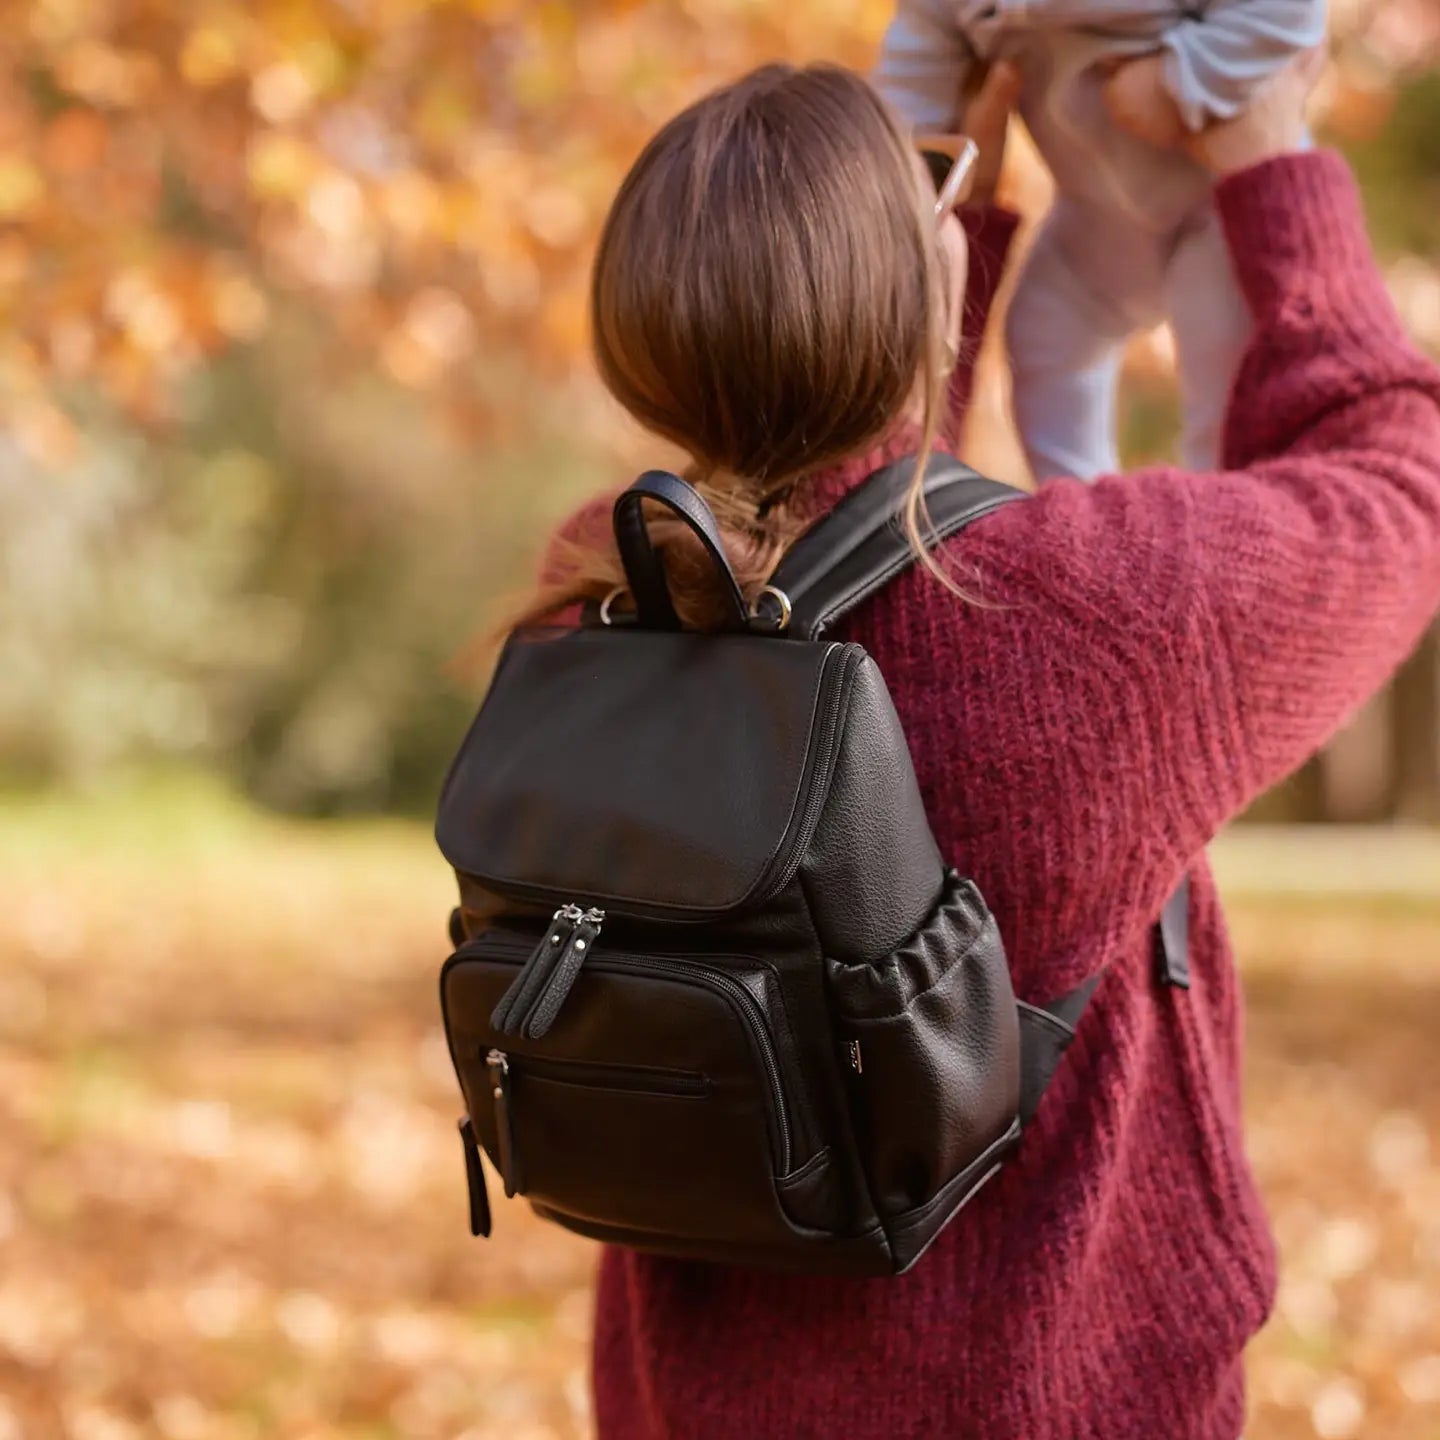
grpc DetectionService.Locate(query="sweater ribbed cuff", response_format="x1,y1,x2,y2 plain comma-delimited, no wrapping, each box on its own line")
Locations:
1215,150,1372,317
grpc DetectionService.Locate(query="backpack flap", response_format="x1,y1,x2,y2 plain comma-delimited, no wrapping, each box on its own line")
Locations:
438,468,840,922
435,623,848,919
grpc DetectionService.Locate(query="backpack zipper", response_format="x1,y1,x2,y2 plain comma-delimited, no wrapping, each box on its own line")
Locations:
490,904,605,1039
458,1115,491,1237
485,1051,709,1098
522,905,604,1039
490,904,580,1033
614,956,792,1173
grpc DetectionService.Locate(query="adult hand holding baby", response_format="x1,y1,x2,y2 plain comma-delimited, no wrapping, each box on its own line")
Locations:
957,60,1024,205
1104,44,1326,176
1101,54,1185,149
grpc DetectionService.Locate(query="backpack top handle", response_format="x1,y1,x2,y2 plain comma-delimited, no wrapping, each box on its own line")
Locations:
611,470,750,632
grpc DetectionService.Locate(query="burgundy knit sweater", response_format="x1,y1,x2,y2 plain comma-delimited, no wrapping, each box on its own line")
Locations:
584,153,1440,1439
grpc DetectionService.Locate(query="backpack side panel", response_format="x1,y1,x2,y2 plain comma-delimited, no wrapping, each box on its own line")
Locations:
799,652,945,963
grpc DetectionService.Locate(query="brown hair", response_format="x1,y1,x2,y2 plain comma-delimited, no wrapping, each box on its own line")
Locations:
522,62,952,630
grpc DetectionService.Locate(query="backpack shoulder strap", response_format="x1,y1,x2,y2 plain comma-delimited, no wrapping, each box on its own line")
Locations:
1016,874,1192,1124
766,453,1025,640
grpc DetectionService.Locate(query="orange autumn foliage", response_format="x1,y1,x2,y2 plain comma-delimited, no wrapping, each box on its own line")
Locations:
0,0,1427,461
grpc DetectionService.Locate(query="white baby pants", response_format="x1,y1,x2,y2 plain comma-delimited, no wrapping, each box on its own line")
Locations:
1004,193,1252,480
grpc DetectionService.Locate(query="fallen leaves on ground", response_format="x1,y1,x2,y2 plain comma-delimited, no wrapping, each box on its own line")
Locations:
0,816,1437,1439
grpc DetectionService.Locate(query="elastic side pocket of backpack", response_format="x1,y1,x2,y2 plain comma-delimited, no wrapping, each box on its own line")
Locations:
825,871,1022,1233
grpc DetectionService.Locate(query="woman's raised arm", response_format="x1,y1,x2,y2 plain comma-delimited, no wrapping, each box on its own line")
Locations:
971,147,1440,907
935,60,1440,973
1148,148,1440,831
1101,51,1440,851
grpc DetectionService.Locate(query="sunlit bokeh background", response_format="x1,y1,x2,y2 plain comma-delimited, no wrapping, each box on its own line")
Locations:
1,3,1438,1438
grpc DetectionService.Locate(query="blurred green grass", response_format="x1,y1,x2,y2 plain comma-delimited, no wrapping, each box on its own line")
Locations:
0,770,433,861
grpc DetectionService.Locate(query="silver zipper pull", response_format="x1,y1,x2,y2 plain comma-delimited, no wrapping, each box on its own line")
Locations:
486,1048,519,1198
845,1039,863,1075
490,903,606,1042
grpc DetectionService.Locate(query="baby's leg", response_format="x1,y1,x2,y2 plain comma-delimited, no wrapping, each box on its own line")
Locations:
1005,205,1148,483
1165,206,1253,471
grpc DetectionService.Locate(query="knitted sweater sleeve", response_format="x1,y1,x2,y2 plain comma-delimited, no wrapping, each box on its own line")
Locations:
945,204,1021,442
967,152,1440,925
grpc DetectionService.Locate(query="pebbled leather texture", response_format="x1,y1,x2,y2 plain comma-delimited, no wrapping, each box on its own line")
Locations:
768,455,1025,639
613,470,750,631
802,654,945,963
444,943,832,1247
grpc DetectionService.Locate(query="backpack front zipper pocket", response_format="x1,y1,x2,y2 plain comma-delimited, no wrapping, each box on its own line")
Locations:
482,1047,711,1198
608,955,794,1172
442,930,831,1245
495,1051,711,1098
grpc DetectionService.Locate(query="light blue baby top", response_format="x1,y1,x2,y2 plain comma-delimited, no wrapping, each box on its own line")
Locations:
877,0,1325,230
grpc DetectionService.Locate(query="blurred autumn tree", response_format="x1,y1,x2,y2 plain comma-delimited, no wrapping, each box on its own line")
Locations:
0,0,894,454
0,0,1436,812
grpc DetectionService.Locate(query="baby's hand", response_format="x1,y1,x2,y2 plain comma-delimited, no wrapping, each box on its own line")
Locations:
1102,53,1184,149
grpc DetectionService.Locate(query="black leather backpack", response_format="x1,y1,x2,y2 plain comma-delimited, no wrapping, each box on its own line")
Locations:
436,455,1187,1276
